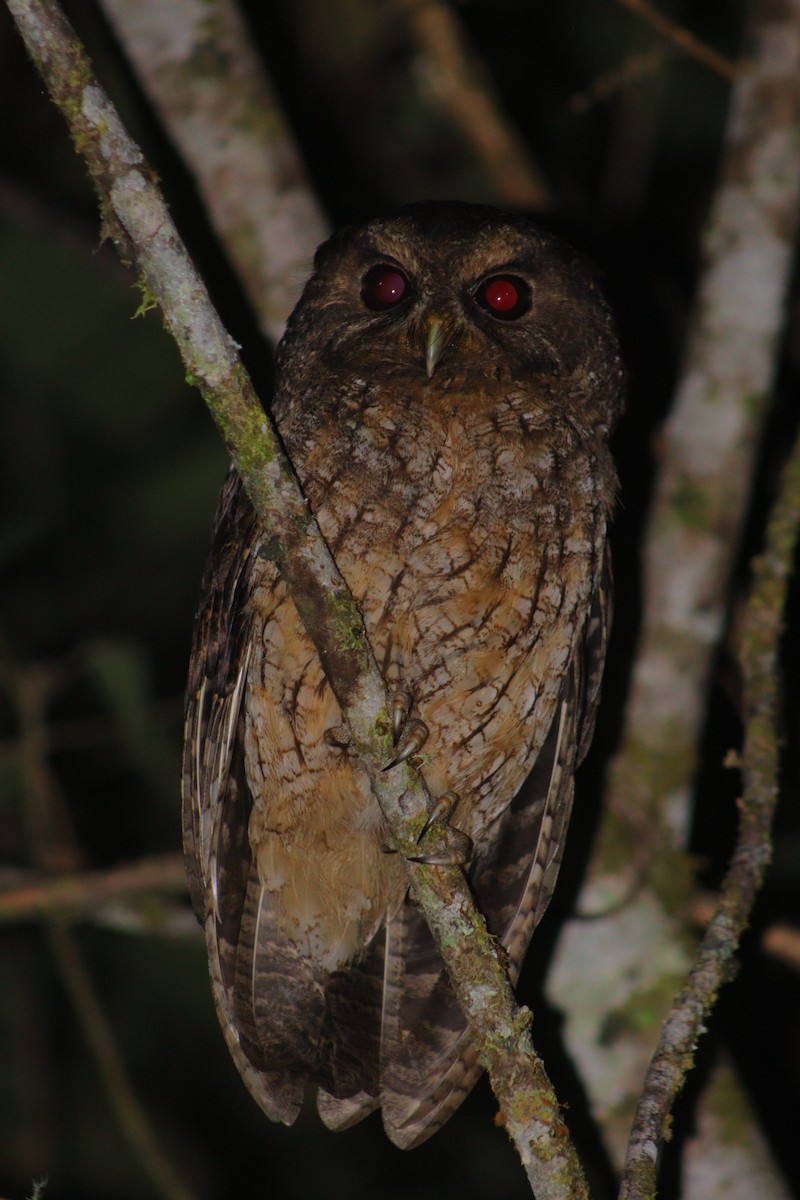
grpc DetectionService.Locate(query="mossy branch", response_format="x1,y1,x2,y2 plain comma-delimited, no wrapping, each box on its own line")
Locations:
619,423,800,1199
97,0,329,343
5,0,588,1193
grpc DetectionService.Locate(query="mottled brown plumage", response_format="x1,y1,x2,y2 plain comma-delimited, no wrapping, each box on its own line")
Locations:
182,201,623,1148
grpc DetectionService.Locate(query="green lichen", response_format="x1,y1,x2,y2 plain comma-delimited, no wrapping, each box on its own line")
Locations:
670,474,710,530
600,971,687,1044
741,390,765,421
132,282,157,318
705,1059,756,1145
185,14,230,80
329,589,370,671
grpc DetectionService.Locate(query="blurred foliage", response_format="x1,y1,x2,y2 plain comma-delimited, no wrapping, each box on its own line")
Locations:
0,1,798,1198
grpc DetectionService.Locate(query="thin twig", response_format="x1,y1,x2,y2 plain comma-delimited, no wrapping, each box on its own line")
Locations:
761,924,800,973
5,1,586,1193
0,854,188,925
570,45,668,114
403,0,552,210
548,0,800,1178
615,0,744,80
14,662,196,1200
16,666,83,873
47,924,196,1200
619,422,800,1199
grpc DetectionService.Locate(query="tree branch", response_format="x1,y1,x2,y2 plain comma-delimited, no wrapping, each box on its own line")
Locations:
98,0,328,343
0,854,189,927
615,0,744,80
603,0,800,882
47,924,197,1200
403,0,552,211
5,0,586,1192
14,661,195,1200
620,421,800,1196
548,0,800,1181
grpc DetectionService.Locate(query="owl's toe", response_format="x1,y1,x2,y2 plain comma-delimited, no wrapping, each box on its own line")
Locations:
384,687,429,769
409,792,473,866
323,724,351,750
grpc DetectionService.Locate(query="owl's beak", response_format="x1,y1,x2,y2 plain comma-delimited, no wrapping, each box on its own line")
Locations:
423,313,454,378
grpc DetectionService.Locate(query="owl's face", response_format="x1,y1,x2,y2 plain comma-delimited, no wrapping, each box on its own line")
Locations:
276,201,623,432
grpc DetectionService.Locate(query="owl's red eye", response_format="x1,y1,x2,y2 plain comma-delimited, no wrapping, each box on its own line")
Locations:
475,275,531,320
362,264,410,311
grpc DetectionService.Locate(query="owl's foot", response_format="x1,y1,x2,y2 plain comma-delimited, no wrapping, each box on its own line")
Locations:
409,792,473,866
383,689,429,770
381,793,472,865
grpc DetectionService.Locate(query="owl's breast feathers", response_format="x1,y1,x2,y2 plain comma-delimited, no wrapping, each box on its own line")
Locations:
274,373,613,833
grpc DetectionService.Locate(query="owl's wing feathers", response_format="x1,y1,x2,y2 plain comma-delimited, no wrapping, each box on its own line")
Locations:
182,472,306,1123
182,468,259,917
374,546,613,1148
183,473,387,1127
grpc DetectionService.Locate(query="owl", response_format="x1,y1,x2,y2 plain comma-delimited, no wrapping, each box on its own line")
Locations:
182,201,623,1148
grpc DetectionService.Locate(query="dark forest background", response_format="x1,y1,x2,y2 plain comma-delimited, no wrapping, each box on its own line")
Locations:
1,2,799,1198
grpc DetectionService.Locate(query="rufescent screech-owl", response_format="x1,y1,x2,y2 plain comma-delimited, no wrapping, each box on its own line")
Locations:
182,201,623,1149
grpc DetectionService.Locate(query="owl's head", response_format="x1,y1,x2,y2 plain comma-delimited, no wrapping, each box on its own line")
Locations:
276,202,623,431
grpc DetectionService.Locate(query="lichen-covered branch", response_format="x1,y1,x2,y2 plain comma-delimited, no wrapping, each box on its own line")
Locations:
98,0,328,343
619,422,800,1196
549,0,800,1179
5,1,586,1193
604,0,800,879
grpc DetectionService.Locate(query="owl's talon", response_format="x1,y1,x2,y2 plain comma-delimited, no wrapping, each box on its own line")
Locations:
324,724,351,750
409,792,472,866
409,828,473,867
392,689,413,742
418,791,460,842
383,718,429,770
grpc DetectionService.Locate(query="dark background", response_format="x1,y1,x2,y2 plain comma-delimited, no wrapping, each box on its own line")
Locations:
1,2,798,1197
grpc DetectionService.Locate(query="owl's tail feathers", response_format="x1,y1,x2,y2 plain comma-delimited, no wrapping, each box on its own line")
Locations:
199,745,308,1126
205,902,305,1126
374,687,581,1148
209,842,389,1129
314,933,388,1128
375,902,483,1148
382,1039,483,1149
317,1088,379,1130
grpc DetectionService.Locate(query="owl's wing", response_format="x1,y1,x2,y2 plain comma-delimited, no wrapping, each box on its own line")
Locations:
182,468,258,919
184,471,388,1126
375,548,613,1149
182,470,306,1122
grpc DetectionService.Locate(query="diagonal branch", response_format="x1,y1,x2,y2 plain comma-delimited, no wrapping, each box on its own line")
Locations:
615,0,743,80
548,0,800,1184
403,0,552,211
602,0,800,877
97,0,329,343
619,415,800,1200
5,0,587,1193
14,663,195,1200
47,923,196,1200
